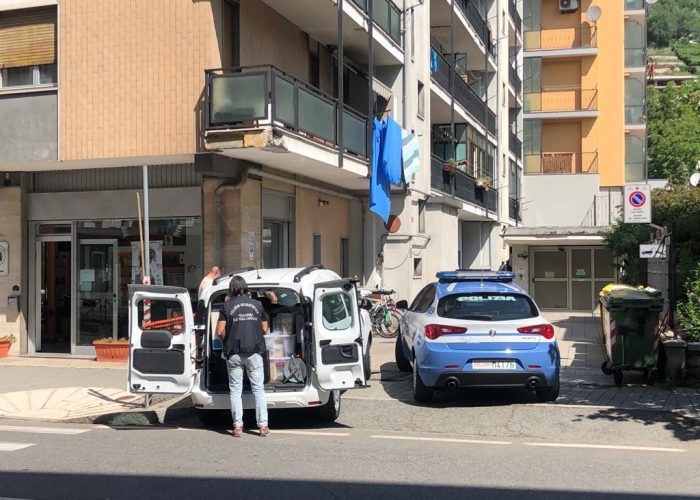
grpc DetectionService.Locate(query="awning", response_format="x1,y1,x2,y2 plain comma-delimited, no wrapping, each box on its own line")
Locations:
502,226,608,246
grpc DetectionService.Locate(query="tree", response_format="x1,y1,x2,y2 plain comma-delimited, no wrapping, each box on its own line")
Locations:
647,80,700,183
648,0,700,46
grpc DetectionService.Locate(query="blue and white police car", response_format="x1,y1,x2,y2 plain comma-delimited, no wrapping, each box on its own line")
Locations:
394,270,560,403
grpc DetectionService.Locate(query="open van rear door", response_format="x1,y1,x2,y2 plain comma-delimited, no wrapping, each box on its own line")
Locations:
313,280,366,391
128,285,196,394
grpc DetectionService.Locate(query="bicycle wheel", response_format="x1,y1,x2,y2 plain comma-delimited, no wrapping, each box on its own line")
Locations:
377,309,400,338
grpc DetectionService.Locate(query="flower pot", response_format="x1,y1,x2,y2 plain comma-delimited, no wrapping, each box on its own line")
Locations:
94,341,129,362
0,339,14,358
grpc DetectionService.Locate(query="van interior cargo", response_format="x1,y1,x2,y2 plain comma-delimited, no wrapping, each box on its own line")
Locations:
203,288,308,393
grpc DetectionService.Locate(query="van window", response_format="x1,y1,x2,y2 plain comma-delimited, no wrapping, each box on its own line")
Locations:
321,292,353,330
437,293,538,321
136,299,185,335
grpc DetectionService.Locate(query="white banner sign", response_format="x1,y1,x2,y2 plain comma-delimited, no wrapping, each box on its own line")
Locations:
624,184,652,224
131,241,164,285
640,243,666,259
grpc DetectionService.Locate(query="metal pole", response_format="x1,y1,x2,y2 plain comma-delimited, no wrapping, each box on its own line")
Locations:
142,165,150,282
368,0,374,148
337,0,344,169
450,2,455,164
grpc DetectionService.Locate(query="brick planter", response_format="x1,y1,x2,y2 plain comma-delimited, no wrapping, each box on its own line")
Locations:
0,339,14,358
93,341,129,362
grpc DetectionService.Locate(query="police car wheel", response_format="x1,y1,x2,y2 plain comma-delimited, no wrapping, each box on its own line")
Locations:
535,376,560,403
412,360,433,403
395,335,412,372
317,390,341,422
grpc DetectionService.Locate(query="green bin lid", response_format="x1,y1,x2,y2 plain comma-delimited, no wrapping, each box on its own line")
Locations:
601,287,664,309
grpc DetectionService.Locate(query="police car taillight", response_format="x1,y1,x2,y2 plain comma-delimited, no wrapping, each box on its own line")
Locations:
425,324,467,340
517,324,555,340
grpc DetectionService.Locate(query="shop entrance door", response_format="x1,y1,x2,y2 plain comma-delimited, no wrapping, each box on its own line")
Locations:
531,249,569,309
76,239,118,355
35,236,72,353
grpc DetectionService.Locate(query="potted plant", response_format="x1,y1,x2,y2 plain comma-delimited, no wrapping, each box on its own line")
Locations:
678,264,700,376
476,175,492,191
93,337,129,362
0,335,16,358
442,158,458,174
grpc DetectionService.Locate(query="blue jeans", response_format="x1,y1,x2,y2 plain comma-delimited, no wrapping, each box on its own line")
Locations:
226,353,268,428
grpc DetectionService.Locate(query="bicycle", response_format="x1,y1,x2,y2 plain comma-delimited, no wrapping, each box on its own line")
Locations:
362,289,401,339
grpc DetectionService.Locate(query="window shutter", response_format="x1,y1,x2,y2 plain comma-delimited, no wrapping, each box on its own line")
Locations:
0,6,56,69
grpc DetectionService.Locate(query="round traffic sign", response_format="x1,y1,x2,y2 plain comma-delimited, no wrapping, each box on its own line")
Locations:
628,190,647,208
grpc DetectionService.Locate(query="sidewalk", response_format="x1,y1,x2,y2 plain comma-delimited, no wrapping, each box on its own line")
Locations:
360,313,700,418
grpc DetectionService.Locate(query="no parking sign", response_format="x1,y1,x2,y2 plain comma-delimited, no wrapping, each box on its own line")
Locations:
624,184,651,223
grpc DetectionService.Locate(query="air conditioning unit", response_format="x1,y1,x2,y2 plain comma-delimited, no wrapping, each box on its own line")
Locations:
559,0,578,13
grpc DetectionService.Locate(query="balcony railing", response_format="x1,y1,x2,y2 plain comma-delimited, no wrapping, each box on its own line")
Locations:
625,47,645,68
524,25,597,51
430,46,493,134
454,0,492,54
624,0,644,10
524,152,599,175
509,131,522,159
509,197,521,221
509,64,521,94
625,104,645,125
509,0,522,33
205,66,368,157
350,0,402,46
524,87,598,113
431,155,498,211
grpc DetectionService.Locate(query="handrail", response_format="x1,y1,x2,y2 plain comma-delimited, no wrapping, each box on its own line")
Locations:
524,88,598,113
524,152,599,175
524,25,597,51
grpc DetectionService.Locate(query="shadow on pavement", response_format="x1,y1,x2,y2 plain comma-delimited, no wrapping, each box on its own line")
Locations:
0,472,695,500
577,407,700,442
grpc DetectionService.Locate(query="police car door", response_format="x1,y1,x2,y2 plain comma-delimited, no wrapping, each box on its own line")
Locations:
128,285,196,394
313,280,366,390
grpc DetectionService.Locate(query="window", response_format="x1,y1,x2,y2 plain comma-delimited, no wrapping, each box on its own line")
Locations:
313,234,322,265
412,285,436,313
413,257,423,279
308,37,320,88
418,199,426,234
0,64,57,89
417,80,424,118
137,299,185,336
321,292,353,330
437,293,538,321
340,237,349,277
409,285,432,311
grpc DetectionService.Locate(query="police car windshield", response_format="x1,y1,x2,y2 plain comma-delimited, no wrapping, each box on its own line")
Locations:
437,293,538,321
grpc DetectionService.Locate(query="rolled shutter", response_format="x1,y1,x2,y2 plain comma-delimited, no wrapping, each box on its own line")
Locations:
0,6,56,69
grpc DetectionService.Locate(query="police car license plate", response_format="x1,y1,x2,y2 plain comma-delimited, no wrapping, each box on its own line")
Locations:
473,361,516,370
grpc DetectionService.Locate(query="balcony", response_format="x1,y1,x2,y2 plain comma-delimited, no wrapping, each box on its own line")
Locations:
624,0,645,10
508,0,521,33
509,131,522,160
430,46,493,134
509,64,521,95
203,66,369,190
509,197,521,221
625,47,646,69
430,155,498,212
524,87,598,118
524,152,599,175
625,104,645,126
349,0,401,46
454,0,492,55
524,25,597,55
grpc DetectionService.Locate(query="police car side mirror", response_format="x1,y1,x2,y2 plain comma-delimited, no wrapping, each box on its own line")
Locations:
395,300,408,310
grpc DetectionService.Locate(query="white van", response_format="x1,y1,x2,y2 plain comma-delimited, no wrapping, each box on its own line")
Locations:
127,266,371,424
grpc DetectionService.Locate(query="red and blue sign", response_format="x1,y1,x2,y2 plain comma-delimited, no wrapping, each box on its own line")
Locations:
628,190,647,208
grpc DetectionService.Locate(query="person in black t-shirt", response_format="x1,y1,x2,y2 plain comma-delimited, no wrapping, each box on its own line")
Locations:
216,276,270,438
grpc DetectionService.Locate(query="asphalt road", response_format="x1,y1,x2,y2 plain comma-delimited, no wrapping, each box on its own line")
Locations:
1,395,699,500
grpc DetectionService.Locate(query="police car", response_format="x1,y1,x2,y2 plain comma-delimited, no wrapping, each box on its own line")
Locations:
394,270,560,403
126,266,370,425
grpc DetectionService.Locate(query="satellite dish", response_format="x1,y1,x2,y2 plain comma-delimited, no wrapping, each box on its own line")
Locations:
690,172,700,187
586,5,602,22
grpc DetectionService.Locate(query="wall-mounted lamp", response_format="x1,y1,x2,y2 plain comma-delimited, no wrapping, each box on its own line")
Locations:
318,199,330,207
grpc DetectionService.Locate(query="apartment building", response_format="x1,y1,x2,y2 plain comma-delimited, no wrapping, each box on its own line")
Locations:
0,0,521,357
504,0,647,311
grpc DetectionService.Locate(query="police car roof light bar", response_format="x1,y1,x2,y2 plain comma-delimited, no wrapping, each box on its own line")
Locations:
436,270,515,283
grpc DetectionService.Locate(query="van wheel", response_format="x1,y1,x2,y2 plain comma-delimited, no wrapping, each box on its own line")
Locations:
412,360,433,403
317,390,341,422
363,339,372,381
196,409,229,428
395,335,412,372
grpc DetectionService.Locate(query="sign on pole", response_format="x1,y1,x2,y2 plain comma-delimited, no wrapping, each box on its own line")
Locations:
640,243,666,259
624,184,651,223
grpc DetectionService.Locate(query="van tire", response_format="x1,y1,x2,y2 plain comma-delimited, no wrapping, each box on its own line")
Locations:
363,339,372,381
395,335,412,372
317,390,341,422
197,409,229,428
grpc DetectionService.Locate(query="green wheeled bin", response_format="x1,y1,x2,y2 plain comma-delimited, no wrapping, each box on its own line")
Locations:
599,286,664,386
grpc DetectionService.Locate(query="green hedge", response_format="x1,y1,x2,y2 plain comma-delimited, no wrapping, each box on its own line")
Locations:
673,42,700,73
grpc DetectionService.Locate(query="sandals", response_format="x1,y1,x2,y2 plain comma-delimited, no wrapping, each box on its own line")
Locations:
232,426,243,438
258,425,270,437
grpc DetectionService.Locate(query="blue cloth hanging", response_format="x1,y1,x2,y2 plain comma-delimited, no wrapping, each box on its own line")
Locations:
369,118,391,223
382,116,403,185
401,129,420,183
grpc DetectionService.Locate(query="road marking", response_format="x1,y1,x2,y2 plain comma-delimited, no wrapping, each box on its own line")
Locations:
0,425,90,435
371,435,512,445
271,430,351,437
0,442,35,452
524,442,685,453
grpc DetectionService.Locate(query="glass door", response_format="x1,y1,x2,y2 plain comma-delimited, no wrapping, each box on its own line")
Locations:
571,248,593,311
531,249,568,309
35,236,72,353
262,219,289,269
76,239,118,355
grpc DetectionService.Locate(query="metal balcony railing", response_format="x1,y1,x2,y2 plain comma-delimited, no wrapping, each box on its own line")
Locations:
624,0,644,10
625,104,645,125
524,25,597,51
509,131,522,160
524,152,599,175
625,47,646,68
349,0,402,46
205,66,368,157
509,64,521,94
524,87,598,113
509,0,521,33
509,197,521,221
454,0,493,54
431,155,498,211
430,46,492,134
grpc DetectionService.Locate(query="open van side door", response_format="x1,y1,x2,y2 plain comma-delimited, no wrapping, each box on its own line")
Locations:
128,285,196,394
312,280,366,391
